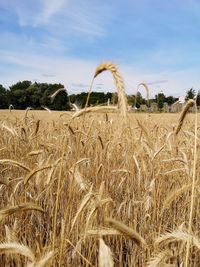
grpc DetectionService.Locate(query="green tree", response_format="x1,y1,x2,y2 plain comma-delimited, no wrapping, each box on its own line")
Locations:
69,92,113,108
156,91,165,111
196,90,200,106
165,95,178,105
185,88,196,100
0,84,8,108
6,81,70,110
135,92,145,108
40,83,70,110
8,81,32,109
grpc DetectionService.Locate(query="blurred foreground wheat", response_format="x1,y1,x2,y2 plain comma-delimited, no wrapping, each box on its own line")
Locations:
0,62,199,266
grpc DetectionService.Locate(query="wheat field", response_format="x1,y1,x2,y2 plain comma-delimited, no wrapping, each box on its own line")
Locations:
0,108,199,267
0,62,200,267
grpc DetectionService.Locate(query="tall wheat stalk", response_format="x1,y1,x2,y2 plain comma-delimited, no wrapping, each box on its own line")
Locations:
137,83,150,107
185,100,198,267
94,61,128,119
174,99,195,135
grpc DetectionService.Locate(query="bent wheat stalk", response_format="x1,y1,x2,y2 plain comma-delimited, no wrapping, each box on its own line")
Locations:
0,159,31,172
137,83,150,107
0,242,35,262
105,218,146,246
0,203,44,221
50,88,66,102
155,229,200,250
162,183,192,211
94,61,128,119
72,106,117,119
174,99,195,135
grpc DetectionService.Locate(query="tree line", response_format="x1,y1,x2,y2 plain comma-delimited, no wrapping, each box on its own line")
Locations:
0,81,199,110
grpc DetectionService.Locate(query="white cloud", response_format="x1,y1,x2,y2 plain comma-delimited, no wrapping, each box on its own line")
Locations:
1,0,112,38
36,0,67,25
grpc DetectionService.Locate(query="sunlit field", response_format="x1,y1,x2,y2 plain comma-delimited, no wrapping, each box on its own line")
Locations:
0,107,199,267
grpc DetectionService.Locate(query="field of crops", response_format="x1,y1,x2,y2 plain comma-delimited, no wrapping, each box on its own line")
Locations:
0,106,199,267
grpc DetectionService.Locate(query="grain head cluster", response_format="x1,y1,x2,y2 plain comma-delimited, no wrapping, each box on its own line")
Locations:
0,62,199,266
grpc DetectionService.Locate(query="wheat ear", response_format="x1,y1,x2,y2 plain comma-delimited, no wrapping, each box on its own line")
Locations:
0,159,31,172
155,229,200,250
146,249,172,267
0,203,44,221
94,61,128,119
105,218,146,246
0,242,35,262
162,183,192,211
72,106,117,119
28,251,54,267
50,88,66,102
174,99,195,135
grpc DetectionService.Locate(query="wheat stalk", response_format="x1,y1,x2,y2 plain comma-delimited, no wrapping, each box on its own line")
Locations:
72,106,117,119
50,88,66,102
155,229,200,250
24,164,55,184
94,61,127,119
0,203,44,221
174,99,195,135
105,218,146,246
185,99,198,267
0,242,35,262
41,106,52,113
137,83,150,107
162,183,192,211
0,159,31,172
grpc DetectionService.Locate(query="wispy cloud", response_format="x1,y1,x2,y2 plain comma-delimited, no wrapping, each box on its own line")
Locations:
38,0,67,24
0,0,200,97
7,0,67,27
0,0,112,38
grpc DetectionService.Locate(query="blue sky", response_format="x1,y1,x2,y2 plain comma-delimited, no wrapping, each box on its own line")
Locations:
0,0,200,97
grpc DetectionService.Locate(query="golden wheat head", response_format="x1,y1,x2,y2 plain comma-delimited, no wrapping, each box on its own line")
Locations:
94,61,128,119
174,99,195,135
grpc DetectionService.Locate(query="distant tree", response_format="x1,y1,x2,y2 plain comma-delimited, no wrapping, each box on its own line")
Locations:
155,91,165,111
196,90,200,106
106,92,112,103
0,84,8,108
8,81,32,109
185,88,196,100
69,92,113,108
3,80,193,111
165,95,178,105
6,81,70,110
135,92,145,108
26,82,41,108
49,84,70,110
40,83,70,110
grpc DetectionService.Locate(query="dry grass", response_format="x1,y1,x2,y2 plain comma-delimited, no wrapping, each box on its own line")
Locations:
0,103,199,266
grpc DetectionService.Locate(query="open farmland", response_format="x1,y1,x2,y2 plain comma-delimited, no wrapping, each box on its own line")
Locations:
0,108,200,266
